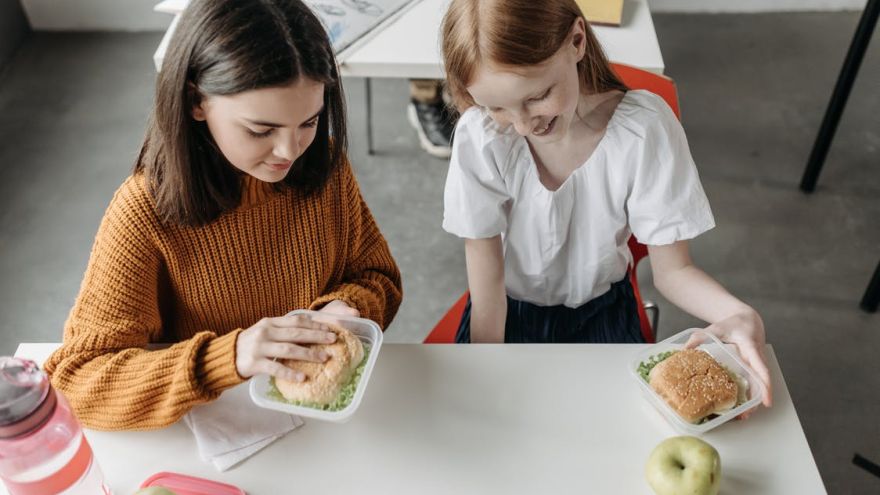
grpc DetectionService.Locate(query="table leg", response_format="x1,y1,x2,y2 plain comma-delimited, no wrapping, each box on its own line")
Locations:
853,453,880,479
800,0,879,193
366,77,374,155
860,259,880,313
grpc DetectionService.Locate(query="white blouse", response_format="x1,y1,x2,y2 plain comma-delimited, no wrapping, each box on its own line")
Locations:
442,90,715,308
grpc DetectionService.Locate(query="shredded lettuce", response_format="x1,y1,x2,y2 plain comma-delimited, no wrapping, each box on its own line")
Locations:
637,350,677,382
267,344,371,412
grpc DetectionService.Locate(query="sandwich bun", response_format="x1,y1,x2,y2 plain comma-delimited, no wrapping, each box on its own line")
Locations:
648,349,739,423
275,323,365,405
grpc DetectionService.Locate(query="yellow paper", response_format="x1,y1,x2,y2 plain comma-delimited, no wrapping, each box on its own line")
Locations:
576,0,624,27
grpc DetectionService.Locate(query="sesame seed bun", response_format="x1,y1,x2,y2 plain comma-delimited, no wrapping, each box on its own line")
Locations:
648,349,739,423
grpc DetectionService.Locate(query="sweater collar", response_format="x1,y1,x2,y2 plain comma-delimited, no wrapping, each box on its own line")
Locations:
240,174,277,208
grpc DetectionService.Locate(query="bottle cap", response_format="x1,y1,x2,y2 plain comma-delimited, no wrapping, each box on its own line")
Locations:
0,357,56,439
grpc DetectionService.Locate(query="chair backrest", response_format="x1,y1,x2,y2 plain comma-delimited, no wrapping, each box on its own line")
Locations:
424,64,680,344
612,63,680,117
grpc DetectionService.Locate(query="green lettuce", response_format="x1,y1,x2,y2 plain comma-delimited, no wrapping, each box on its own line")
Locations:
637,350,677,382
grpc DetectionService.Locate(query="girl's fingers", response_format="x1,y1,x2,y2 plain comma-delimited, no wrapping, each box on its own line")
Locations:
737,404,758,420
266,325,337,344
320,301,360,317
331,306,359,317
739,344,773,407
683,330,708,349
261,342,329,363
271,314,329,331
263,359,305,382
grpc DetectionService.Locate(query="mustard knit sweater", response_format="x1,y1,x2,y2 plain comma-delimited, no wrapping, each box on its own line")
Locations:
44,160,402,430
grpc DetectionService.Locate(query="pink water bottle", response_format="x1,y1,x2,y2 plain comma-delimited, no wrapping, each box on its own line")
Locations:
0,357,111,494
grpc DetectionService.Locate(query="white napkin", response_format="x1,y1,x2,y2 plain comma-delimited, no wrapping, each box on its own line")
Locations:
183,382,303,471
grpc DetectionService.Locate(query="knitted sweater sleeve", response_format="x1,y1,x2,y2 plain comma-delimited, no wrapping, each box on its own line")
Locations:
43,178,244,431
311,160,403,329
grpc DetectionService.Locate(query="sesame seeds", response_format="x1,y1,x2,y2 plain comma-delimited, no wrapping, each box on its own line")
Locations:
648,349,739,423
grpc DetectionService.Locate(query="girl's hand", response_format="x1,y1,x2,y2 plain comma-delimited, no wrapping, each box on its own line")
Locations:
318,299,360,318
685,308,773,414
235,314,337,381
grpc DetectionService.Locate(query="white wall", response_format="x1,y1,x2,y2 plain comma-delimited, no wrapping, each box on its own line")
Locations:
21,0,173,31
649,0,867,13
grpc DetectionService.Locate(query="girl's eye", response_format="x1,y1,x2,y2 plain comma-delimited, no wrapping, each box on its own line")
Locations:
529,88,551,103
302,118,319,128
247,128,274,138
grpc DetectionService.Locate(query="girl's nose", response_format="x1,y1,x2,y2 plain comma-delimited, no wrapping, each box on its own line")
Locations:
273,133,300,161
512,114,533,136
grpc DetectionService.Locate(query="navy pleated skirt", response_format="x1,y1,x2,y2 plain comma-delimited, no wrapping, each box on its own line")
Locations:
455,277,645,343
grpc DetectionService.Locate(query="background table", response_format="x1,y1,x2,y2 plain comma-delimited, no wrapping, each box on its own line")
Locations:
338,0,665,78
9,342,827,494
154,0,664,75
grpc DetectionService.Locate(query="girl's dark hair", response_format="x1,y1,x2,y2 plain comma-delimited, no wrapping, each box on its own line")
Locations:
135,0,347,226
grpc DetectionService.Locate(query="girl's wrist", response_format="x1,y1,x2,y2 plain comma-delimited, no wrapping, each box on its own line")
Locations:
717,302,757,323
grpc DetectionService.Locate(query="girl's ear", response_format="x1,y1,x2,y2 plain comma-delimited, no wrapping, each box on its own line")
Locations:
570,17,587,61
192,103,208,122
188,82,207,121
192,104,207,121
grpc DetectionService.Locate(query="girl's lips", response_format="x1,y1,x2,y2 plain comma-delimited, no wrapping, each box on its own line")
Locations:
533,116,557,136
266,161,293,171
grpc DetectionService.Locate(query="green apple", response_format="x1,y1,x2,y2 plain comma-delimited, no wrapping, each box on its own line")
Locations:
645,436,721,495
133,487,178,495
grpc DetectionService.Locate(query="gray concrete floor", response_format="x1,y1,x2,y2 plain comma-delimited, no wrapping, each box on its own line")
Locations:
0,12,877,494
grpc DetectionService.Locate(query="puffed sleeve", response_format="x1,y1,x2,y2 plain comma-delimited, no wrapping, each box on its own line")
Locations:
626,93,715,245
442,108,511,239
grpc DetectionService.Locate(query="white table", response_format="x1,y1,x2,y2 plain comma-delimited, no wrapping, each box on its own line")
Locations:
9,343,826,494
153,0,663,74
339,0,664,78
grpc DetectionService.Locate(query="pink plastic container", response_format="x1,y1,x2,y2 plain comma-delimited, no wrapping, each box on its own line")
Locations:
0,357,110,495
140,472,246,495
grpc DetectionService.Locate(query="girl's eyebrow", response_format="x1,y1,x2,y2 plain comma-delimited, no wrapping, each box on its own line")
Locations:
244,106,325,128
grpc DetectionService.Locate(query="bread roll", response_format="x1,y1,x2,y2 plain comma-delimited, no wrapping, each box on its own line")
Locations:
275,323,365,405
648,349,738,423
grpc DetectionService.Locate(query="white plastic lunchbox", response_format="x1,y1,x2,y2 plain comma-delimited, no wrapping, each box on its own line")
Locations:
630,327,765,435
249,309,383,423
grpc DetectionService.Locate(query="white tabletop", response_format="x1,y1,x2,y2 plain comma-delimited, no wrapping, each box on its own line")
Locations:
339,0,665,78
152,0,664,77
9,343,825,494
154,0,186,15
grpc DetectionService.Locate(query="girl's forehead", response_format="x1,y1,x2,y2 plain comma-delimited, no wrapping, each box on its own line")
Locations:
229,79,322,104
207,78,324,120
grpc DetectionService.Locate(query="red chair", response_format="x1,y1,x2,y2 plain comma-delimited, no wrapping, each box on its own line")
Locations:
424,64,680,344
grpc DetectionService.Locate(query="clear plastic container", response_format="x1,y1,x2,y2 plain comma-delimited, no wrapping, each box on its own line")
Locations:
629,328,765,435
249,310,383,423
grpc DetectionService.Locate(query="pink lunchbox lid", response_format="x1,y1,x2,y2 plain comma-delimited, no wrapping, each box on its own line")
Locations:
139,472,246,495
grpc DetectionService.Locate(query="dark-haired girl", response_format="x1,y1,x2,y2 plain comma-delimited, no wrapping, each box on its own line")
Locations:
44,0,402,430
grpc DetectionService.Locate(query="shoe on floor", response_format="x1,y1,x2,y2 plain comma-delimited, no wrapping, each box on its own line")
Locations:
407,100,455,159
